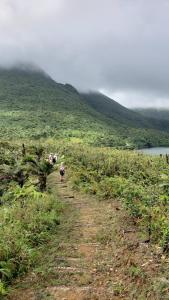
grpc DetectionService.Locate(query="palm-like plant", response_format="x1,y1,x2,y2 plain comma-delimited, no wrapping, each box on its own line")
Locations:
35,146,44,161
0,146,53,195
0,162,28,190
23,156,53,191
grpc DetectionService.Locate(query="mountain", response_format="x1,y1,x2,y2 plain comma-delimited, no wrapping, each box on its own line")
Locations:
0,66,86,112
1,65,169,148
81,92,169,131
0,66,121,144
80,92,148,128
134,108,169,121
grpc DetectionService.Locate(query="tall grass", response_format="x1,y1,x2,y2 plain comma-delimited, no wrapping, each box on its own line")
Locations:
61,143,169,251
0,143,64,297
0,184,63,296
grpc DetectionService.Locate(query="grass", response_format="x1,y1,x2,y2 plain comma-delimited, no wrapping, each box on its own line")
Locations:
0,143,66,297
0,186,64,297
4,158,169,300
63,143,169,251
5,176,82,300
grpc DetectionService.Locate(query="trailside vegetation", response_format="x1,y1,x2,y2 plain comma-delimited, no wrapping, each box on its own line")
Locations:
1,139,169,296
60,143,169,251
0,142,63,297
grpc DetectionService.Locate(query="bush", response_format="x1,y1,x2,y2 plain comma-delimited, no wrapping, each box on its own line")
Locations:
0,185,63,296
68,144,169,250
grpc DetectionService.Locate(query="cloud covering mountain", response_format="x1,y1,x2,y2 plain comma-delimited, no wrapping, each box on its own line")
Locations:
0,0,169,107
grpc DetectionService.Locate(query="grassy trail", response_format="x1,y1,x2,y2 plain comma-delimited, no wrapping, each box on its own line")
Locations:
6,173,169,300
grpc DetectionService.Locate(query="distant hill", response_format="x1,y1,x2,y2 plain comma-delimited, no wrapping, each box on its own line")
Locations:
0,66,122,145
81,92,169,131
1,64,169,148
0,66,87,112
134,108,169,121
80,92,149,128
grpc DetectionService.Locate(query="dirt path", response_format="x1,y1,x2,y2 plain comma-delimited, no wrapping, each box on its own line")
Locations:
7,173,169,300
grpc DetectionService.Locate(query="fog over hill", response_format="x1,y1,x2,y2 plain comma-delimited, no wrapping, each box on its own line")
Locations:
0,64,169,148
134,108,169,121
1,1,169,107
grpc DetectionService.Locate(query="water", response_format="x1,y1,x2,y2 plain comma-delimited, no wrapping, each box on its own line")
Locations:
138,147,169,155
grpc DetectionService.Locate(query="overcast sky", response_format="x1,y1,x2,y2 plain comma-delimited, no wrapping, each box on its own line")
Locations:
0,0,169,107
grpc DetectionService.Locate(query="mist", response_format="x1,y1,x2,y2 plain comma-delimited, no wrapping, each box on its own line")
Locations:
0,0,169,107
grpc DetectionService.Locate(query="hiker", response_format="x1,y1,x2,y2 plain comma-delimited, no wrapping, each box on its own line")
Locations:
52,153,58,164
60,162,65,182
48,153,53,165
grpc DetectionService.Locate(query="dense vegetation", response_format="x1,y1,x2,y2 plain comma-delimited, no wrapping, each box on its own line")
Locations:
135,108,169,121
1,139,169,296
81,92,151,128
1,66,169,148
0,142,64,296
1,65,169,297
81,92,169,131
41,139,169,252
61,143,169,250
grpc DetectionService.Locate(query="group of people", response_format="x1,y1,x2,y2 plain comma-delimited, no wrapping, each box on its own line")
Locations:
48,153,65,182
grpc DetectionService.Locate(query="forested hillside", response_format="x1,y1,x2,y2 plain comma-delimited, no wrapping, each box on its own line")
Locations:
0,65,169,148
81,92,169,131
81,92,148,127
135,108,169,121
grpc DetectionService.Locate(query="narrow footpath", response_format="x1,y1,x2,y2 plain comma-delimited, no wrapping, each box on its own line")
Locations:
7,173,169,300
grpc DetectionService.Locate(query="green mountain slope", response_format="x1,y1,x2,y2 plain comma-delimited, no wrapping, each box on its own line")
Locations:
81,92,169,131
81,92,148,128
0,66,88,112
134,108,169,121
1,65,169,148
0,66,123,144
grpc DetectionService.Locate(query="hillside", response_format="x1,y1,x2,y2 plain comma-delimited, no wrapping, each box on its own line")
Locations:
81,92,169,131
0,66,87,112
0,66,117,143
1,65,169,148
81,92,149,128
135,108,169,121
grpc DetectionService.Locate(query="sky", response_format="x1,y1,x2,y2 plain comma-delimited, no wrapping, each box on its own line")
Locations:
0,0,169,107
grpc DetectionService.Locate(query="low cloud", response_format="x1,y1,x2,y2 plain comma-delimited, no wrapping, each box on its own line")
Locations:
0,0,169,107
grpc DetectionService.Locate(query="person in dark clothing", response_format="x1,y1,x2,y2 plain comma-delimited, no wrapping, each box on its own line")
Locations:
59,162,65,182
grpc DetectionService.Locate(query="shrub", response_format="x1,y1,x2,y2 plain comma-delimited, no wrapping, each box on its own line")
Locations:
0,185,63,296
